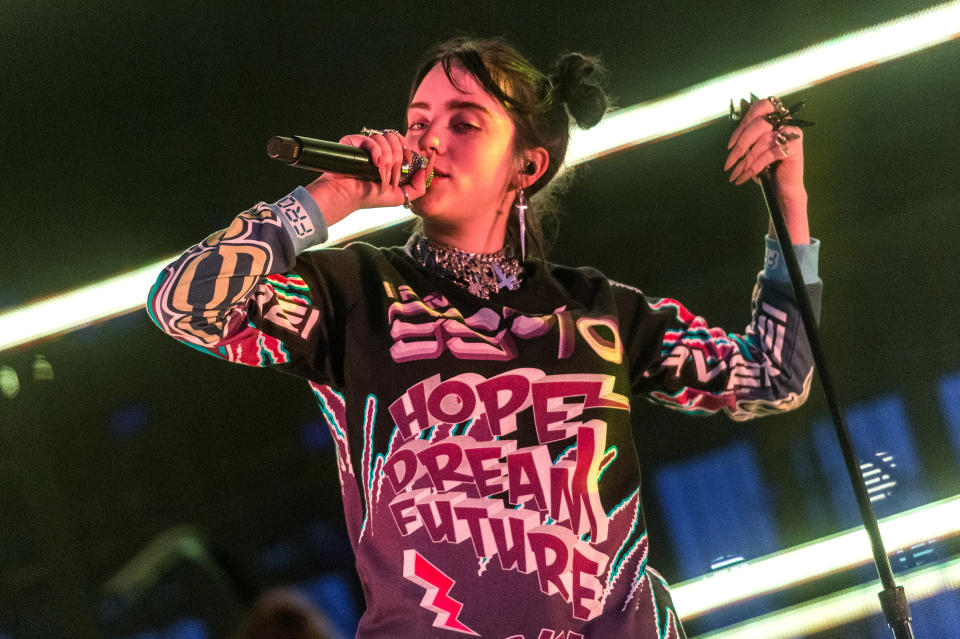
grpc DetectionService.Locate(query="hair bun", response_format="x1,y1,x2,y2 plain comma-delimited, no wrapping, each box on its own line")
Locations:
551,52,607,129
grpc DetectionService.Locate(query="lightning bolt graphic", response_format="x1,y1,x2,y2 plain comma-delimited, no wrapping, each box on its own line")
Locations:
403,550,479,635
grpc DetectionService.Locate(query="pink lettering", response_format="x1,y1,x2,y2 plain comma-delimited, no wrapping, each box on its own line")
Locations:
453,497,505,558
506,446,552,511
383,440,430,493
510,313,553,339
549,423,609,543
465,442,514,497
446,322,517,360
416,491,471,544
389,488,429,535
531,375,628,444
389,317,447,362
475,370,540,436
488,508,540,573
570,543,609,621
528,526,575,600
510,307,575,360
388,375,440,439
418,439,473,492
427,379,478,423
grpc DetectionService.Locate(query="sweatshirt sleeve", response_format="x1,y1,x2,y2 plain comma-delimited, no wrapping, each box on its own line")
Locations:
617,240,821,421
146,187,346,383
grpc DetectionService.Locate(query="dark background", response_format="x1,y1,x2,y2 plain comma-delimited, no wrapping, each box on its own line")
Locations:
2,2,959,637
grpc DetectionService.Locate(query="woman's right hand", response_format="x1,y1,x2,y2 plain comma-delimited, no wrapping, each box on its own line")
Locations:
304,130,431,228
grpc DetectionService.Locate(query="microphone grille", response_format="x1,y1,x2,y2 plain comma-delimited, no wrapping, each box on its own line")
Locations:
267,136,301,162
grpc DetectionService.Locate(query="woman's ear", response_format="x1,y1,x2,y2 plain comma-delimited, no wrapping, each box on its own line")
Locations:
519,146,550,188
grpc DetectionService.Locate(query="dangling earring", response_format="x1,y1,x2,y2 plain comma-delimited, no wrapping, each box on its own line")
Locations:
514,187,528,262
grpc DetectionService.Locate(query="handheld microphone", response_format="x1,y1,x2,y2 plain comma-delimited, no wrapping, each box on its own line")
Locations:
267,135,428,185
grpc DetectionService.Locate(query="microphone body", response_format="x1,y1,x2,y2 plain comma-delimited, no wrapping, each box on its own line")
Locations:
267,135,426,185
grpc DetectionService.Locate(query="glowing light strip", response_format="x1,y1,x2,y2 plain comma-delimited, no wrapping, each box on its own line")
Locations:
695,557,960,639
0,206,404,352
568,0,960,164
0,260,174,351
1,1,958,352
672,494,960,619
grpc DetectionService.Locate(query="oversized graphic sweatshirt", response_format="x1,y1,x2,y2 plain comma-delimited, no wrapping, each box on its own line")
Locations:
148,187,821,639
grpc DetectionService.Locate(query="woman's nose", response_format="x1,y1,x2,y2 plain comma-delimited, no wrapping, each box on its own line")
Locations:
416,123,442,155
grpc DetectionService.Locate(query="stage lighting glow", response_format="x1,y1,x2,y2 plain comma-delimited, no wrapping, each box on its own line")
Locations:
0,366,20,399
671,494,960,619
0,1,958,351
695,556,960,639
0,259,174,352
0,206,402,352
567,1,960,163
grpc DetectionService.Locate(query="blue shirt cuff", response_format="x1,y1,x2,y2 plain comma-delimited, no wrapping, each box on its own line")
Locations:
764,235,820,284
268,185,329,254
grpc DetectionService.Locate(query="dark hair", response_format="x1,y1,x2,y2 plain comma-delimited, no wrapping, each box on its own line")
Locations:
408,36,608,259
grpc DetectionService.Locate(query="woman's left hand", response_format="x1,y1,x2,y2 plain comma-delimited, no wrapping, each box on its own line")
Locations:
724,98,805,198
724,97,810,243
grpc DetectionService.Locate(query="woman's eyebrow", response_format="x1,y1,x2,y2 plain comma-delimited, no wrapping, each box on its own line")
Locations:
407,99,492,116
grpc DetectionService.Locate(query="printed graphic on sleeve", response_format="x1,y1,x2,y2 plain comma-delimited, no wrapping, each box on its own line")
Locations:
147,204,322,369
275,193,315,239
645,296,812,420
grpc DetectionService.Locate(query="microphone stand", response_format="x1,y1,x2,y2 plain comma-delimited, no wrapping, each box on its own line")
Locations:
757,169,914,639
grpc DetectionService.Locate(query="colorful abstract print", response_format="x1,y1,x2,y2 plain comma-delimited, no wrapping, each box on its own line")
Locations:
148,200,816,638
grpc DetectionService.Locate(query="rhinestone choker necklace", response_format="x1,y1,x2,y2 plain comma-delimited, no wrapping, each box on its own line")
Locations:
410,236,522,300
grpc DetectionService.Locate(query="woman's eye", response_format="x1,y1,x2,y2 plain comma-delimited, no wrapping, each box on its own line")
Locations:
454,122,479,132
407,122,427,131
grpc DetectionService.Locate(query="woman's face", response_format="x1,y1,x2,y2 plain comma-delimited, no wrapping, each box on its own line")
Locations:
405,63,520,249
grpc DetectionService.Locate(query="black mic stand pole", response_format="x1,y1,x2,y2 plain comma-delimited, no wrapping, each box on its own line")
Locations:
757,169,914,639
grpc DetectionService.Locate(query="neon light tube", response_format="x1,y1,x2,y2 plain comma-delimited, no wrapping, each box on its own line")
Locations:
567,0,960,164
671,494,960,619
0,207,403,352
695,557,960,638
1,1,958,352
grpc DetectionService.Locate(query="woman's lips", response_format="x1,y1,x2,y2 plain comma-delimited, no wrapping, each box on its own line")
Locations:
425,169,447,188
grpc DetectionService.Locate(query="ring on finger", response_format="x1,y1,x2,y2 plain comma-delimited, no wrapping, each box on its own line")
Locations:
361,127,383,136
381,128,410,152
764,95,790,129
775,132,790,158
401,186,412,209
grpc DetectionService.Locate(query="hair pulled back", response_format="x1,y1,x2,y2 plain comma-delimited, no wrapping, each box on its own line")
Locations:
408,36,609,259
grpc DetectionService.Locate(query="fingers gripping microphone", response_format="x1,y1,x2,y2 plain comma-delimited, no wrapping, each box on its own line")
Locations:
267,135,428,186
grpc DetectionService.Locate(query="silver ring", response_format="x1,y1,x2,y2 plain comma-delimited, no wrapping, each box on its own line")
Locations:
381,128,410,153
361,127,382,136
774,131,790,157
764,96,791,130
401,186,412,209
